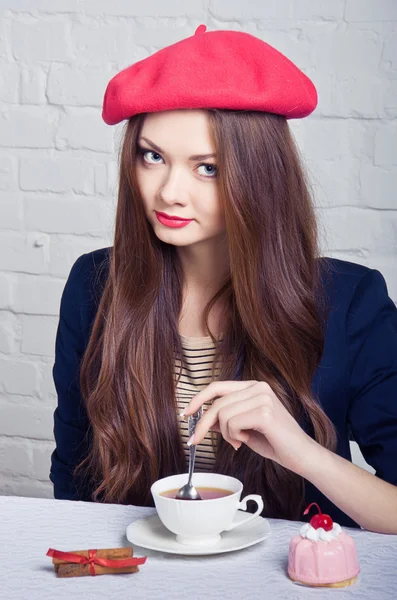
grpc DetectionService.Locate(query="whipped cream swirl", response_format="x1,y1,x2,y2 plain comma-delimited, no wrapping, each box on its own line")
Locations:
300,522,342,542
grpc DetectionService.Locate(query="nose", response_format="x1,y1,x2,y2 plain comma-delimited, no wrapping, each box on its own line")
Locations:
158,167,189,206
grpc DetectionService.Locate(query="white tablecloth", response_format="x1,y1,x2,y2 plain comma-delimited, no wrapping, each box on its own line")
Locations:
1,496,397,600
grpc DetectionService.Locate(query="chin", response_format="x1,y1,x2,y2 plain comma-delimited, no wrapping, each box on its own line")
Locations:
155,233,199,247
150,221,195,243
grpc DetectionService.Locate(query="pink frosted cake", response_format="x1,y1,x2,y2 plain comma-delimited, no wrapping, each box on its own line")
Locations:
288,503,360,588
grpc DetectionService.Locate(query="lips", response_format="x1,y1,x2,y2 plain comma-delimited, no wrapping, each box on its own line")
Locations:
155,211,193,229
156,212,191,221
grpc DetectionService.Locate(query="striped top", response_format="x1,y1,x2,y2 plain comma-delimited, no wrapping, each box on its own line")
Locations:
175,334,220,472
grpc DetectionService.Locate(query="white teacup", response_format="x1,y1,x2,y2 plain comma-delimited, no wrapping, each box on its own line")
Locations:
151,473,264,546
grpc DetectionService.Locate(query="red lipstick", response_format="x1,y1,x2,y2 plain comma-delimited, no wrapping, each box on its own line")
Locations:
155,211,193,228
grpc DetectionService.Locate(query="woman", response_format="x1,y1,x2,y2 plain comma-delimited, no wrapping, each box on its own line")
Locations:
50,25,397,533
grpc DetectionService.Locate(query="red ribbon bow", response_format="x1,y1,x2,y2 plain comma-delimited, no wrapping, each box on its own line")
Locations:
46,548,147,576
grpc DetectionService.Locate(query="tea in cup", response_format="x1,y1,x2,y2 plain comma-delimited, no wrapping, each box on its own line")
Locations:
151,473,264,546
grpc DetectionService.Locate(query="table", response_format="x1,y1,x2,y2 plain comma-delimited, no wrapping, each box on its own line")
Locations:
1,496,397,600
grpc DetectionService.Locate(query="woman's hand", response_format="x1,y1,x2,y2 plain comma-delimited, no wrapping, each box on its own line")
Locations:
183,380,317,476
184,380,397,534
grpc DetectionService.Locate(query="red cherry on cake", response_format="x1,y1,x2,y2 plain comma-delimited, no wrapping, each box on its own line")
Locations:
303,502,334,532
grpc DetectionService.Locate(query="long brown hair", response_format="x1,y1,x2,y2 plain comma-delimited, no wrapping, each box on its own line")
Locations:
77,109,337,519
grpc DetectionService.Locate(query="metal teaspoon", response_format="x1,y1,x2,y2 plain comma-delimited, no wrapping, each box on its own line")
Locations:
176,406,203,500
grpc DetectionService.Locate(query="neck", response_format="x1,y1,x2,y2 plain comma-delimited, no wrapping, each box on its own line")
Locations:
177,235,229,295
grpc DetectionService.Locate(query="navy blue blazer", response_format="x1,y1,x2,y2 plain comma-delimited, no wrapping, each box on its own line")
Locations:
50,248,397,528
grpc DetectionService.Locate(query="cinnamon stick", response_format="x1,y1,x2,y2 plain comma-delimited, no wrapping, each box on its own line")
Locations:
56,563,139,578
52,547,132,568
48,547,145,577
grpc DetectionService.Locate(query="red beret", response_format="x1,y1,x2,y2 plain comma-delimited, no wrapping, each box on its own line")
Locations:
102,24,317,125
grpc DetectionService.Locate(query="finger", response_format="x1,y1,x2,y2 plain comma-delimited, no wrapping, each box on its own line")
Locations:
190,383,263,444
183,380,258,416
190,406,222,445
194,394,271,447
228,403,275,458
227,400,274,443
218,396,270,448
209,422,221,433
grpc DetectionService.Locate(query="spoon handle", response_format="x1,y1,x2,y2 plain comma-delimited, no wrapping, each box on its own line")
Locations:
187,443,196,486
188,406,203,437
187,407,203,485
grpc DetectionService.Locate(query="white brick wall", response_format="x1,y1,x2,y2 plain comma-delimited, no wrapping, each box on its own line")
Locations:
0,1,395,497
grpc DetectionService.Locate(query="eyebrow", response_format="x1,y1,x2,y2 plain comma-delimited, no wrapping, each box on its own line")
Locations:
138,137,216,161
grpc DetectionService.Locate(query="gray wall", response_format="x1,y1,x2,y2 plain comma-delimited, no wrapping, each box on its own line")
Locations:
1,0,395,497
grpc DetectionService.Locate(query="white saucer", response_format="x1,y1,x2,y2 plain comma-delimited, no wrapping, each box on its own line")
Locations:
126,511,271,556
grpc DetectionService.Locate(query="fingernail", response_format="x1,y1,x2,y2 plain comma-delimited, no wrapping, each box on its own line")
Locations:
179,410,185,417
187,434,195,446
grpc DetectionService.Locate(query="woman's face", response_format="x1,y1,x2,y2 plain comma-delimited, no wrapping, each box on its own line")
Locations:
135,109,226,248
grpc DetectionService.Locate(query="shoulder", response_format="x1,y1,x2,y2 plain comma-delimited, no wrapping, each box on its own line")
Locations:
65,246,112,303
318,256,374,291
318,256,392,310
318,257,396,340
60,247,112,341
68,246,112,283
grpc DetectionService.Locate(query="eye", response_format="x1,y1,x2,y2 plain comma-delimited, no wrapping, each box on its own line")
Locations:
197,164,218,178
140,149,164,164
